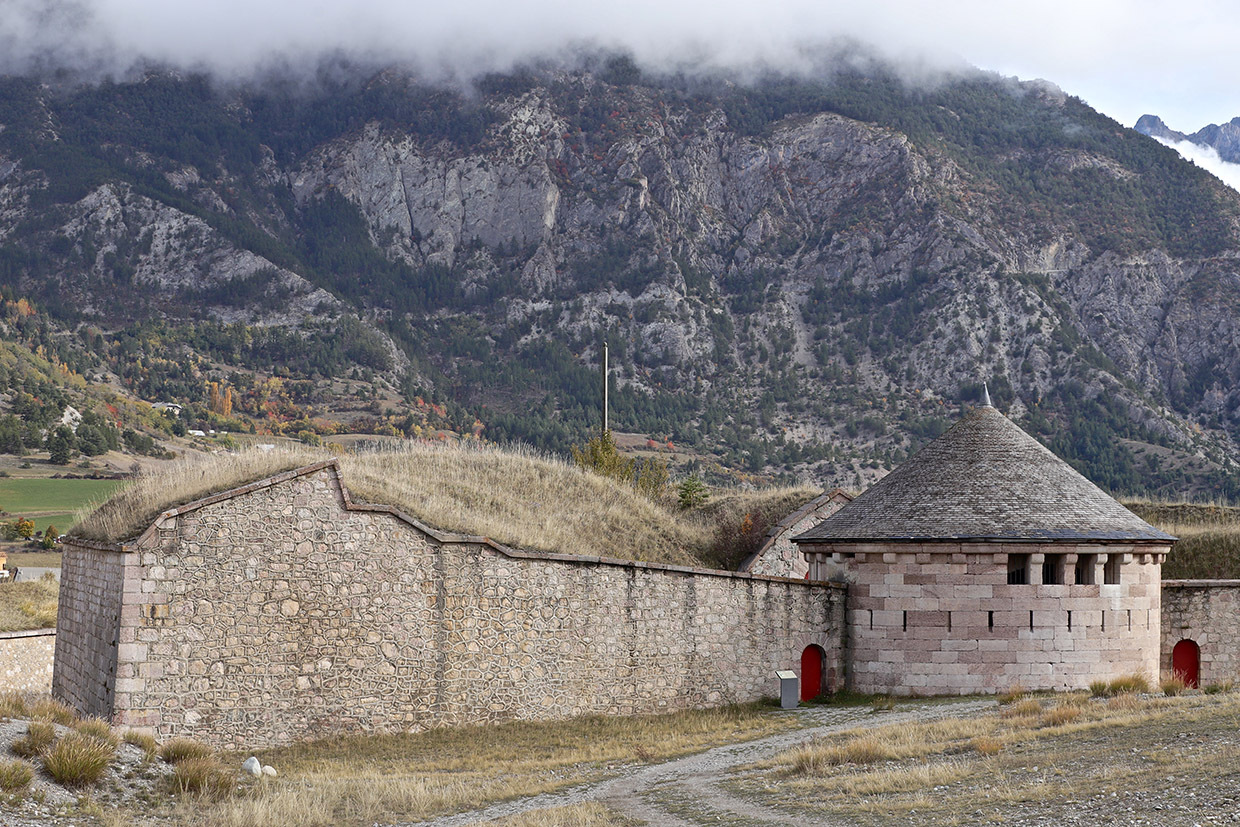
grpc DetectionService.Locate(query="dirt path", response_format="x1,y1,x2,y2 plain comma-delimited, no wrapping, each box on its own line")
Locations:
387,698,996,827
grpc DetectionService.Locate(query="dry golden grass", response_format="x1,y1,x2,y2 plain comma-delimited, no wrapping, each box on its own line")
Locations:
10,720,54,759
0,758,33,792
41,730,116,787
166,756,233,799
72,446,324,543
1039,704,1081,727
750,692,1240,823
0,574,59,632
996,684,1027,705
970,735,1004,756
160,737,213,765
123,730,159,760
1000,698,1042,719
481,802,631,827
180,703,793,827
72,442,820,567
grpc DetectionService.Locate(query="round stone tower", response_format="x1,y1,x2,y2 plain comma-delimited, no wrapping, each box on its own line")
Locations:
792,400,1175,695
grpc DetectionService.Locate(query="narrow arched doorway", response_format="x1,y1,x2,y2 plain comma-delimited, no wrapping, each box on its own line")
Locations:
1172,639,1200,688
800,645,825,701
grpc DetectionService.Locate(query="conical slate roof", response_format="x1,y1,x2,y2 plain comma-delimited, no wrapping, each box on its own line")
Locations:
793,405,1174,544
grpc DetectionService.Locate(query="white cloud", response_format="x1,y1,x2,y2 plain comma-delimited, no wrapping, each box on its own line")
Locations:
1151,136,1240,195
1,0,1238,129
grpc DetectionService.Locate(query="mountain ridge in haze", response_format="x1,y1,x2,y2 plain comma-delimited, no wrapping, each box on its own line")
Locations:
1135,113,1240,164
0,60,1239,497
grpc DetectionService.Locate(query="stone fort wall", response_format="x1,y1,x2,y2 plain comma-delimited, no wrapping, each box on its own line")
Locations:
54,462,845,749
1162,580,1240,686
0,630,56,693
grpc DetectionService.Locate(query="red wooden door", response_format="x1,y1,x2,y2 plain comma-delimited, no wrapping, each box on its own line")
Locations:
800,645,823,701
1172,639,1200,688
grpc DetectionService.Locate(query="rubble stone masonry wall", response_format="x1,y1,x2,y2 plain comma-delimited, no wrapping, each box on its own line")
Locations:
0,630,55,693
55,464,845,750
1162,581,1240,686
803,542,1165,695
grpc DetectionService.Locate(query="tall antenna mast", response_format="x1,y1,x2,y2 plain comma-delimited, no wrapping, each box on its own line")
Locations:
601,341,610,435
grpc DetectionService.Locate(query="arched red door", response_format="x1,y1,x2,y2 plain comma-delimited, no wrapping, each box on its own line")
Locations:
800,645,824,701
1172,639,1201,688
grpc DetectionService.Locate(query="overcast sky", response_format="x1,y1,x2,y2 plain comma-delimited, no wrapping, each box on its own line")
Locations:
1,0,1237,131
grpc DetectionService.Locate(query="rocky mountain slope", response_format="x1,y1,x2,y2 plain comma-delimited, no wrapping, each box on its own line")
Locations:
1,59,1240,497
1136,113,1240,163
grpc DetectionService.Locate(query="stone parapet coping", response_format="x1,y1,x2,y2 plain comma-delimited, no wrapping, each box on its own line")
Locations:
66,460,843,590
0,629,56,640
1163,579,1240,588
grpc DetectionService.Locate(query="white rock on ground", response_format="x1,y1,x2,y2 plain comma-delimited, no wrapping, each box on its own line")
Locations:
241,756,262,777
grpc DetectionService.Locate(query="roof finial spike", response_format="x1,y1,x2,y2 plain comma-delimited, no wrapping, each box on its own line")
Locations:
981,382,993,408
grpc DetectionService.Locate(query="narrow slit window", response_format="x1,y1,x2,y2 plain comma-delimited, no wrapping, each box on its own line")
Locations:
1029,610,1034,631
1067,610,1072,631
1075,554,1096,585
1007,554,1029,585
988,610,994,631
903,610,908,632
1042,554,1064,585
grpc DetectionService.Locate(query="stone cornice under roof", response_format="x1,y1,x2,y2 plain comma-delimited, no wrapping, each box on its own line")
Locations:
793,406,1176,545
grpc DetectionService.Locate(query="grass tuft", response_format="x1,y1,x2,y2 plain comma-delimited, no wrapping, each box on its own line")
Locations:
160,737,213,765
27,696,77,726
0,758,33,792
1040,704,1082,727
1090,674,1151,698
123,730,159,759
1108,673,1151,695
0,691,28,720
74,717,120,748
971,736,1003,756
1162,675,1187,696
1204,680,1235,695
11,721,55,758
1000,698,1042,719
1107,692,1143,711
997,684,1027,705
41,731,115,787
168,756,234,799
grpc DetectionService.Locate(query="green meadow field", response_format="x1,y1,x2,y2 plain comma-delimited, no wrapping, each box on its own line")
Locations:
0,477,126,532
